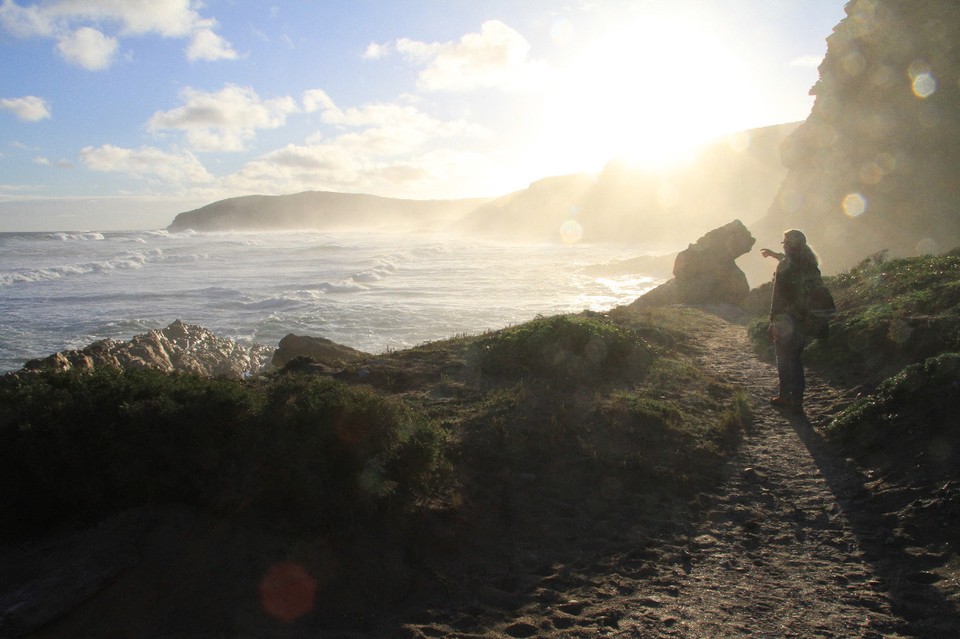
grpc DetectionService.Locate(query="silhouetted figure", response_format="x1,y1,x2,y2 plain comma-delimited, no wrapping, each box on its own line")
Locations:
761,229,822,413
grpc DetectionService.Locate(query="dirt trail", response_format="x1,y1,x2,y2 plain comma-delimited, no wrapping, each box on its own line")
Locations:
649,310,897,638
399,309,958,639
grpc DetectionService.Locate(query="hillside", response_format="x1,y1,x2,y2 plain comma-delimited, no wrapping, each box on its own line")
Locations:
165,121,795,246
2,248,959,636
455,122,798,248
166,191,488,233
751,0,960,279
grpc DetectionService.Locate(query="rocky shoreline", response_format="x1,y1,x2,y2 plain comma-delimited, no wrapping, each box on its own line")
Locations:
12,320,372,382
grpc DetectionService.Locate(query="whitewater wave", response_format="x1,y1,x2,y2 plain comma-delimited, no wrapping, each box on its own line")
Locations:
46,231,106,242
222,296,306,312
352,262,397,283
294,279,370,295
1,230,666,373
0,248,164,287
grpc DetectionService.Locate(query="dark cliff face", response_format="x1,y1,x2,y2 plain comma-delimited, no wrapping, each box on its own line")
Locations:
756,0,960,274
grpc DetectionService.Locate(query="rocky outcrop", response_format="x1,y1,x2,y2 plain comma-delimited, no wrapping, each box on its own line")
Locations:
632,220,756,307
271,334,370,370
752,0,960,279
21,320,272,379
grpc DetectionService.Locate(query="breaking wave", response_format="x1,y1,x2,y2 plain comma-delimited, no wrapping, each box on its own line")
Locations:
0,249,164,287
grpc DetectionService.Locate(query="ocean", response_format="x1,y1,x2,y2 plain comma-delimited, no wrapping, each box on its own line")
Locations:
0,229,662,373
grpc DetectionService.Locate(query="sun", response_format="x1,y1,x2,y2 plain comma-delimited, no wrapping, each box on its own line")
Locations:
532,13,764,173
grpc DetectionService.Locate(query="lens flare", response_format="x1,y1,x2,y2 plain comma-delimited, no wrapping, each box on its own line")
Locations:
842,193,867,217
259,562,317,622
560,219,583,244
912,73,936,98
915,238,938,255
888,319,912,344
908,60,937,99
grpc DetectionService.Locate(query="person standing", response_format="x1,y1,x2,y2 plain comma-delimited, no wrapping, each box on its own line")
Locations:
760,229,822,413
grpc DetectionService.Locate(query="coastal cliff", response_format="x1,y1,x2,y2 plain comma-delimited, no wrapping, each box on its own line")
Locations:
753,0,960,275
166,191,487,232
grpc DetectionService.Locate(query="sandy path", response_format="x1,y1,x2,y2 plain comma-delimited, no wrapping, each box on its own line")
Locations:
636,310,899,638
400,309,956,639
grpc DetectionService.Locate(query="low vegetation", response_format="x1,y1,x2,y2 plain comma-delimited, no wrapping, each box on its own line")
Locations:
824,352,960,479
6,248,960,631
0,368,448,540
0,309,749,554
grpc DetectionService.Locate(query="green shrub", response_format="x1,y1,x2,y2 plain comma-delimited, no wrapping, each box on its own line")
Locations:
590,388,748,486
825,352,960,452
253,375,447,526
0,368,448,539
746,250,960,385
477,313,652,383
0,368,257,535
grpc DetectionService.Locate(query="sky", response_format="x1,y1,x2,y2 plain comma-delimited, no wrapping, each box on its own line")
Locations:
0,0,848,231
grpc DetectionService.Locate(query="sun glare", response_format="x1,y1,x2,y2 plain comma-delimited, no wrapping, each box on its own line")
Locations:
533,14,763,173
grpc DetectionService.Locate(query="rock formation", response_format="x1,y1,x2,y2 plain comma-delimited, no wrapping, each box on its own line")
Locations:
632,220,756,307
20,320,272,379
751,0,960,279
271,334,370,370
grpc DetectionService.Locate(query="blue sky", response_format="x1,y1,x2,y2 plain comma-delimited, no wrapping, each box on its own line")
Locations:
0,0,847,231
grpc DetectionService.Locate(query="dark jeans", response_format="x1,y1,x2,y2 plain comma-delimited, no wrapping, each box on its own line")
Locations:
773,317,807,402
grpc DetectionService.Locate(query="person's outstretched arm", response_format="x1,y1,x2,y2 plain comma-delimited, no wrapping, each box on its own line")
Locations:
760,248,784,261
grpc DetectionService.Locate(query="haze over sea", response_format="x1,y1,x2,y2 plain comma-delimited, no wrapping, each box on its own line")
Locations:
0,229,661,373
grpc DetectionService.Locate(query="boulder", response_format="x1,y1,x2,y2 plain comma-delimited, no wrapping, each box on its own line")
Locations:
21,321,272,379
632,220,756,307
271,334,370,369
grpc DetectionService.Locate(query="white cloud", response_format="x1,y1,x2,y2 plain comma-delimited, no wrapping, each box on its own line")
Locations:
0,0,236,67
0,0,53,37
0,95,51,121
1,0,200,37
319,102,486,155
394,38,441,63
33,155,74,168
186,26,237,61
376,20,550,92
791,55,823,68
223,142,497,200
302,89,336,114
147,85,298,152
81,144,214,184
223,142,361,194
56,26,117,70
221,94,491,198
362,42,389,60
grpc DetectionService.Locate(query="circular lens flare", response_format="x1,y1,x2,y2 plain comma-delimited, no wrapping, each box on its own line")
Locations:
912,73,936,98
259,562,317,622
842,192,867,217
560,219,583,244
